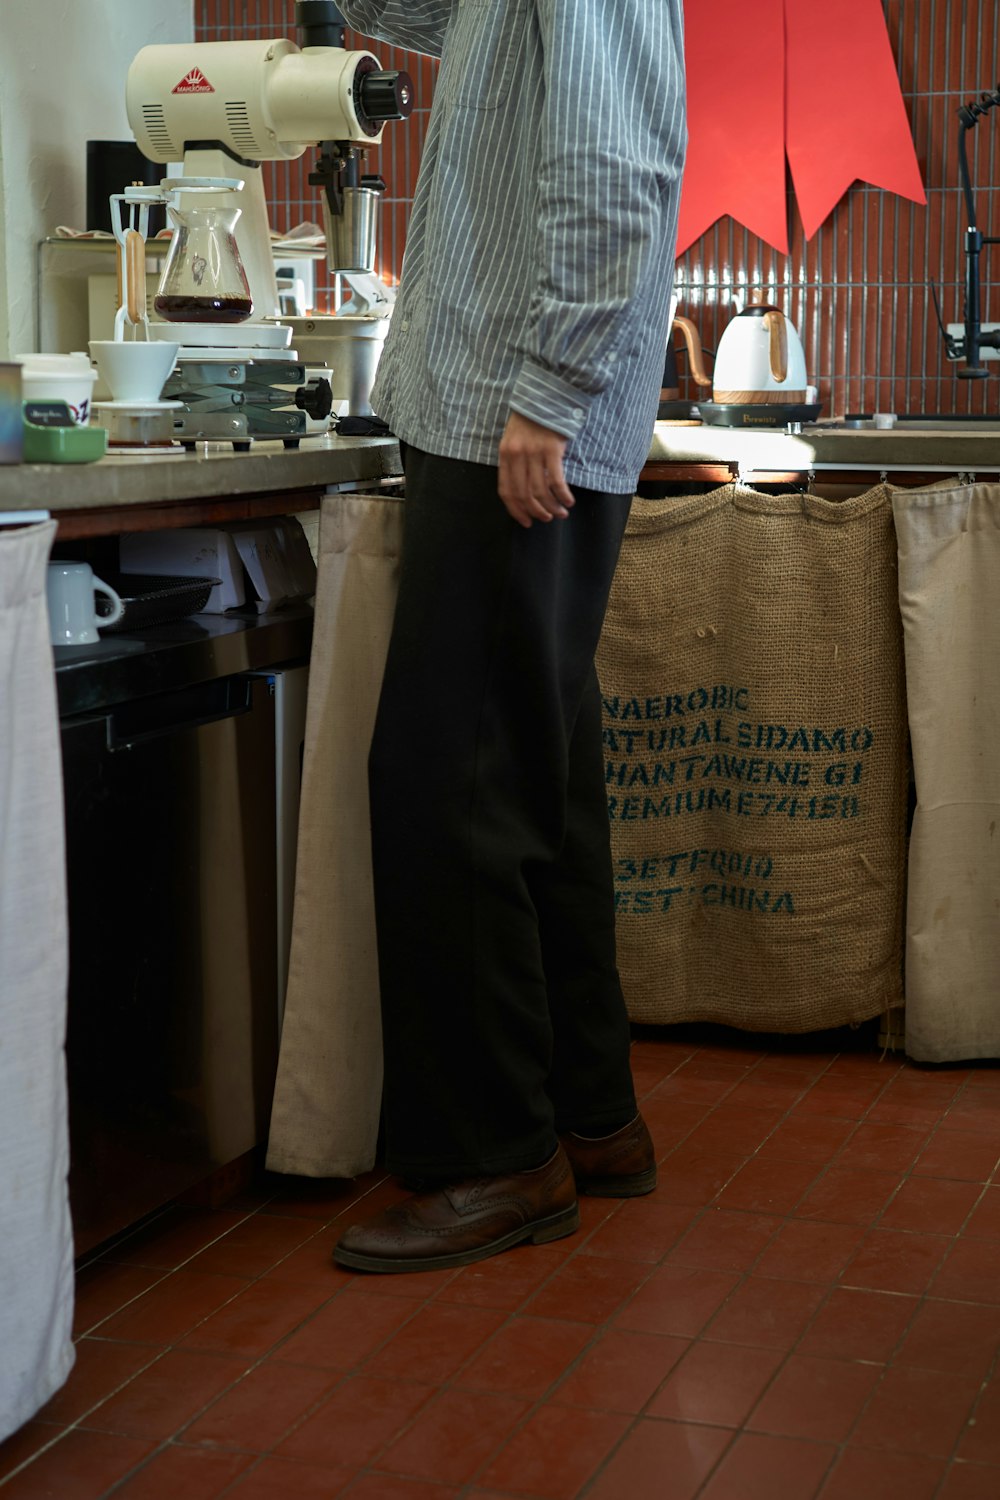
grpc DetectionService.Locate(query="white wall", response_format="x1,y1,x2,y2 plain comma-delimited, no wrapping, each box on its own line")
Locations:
0,0,194,357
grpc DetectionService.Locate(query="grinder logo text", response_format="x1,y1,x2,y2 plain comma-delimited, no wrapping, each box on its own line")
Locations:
172,68,214,94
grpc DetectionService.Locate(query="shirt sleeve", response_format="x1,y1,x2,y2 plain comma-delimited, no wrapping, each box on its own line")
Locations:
508,0,687,440
335,0,454,57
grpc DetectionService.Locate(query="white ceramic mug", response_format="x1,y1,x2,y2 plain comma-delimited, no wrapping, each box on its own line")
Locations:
46,562,124,645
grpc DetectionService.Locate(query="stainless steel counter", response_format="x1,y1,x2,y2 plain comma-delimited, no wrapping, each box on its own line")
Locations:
53,602,314,718
648,420,1000,475
58,606,314,1255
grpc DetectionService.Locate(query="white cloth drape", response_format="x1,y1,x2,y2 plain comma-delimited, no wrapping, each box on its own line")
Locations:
892,481,1000,1062
0,519,75,1442
266,492,403,1179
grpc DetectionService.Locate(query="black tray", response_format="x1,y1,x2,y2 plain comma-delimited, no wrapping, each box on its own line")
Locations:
97,574,221,633
696,402,822,428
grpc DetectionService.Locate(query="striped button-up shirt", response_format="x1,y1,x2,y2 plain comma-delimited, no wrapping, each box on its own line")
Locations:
338,0,686,493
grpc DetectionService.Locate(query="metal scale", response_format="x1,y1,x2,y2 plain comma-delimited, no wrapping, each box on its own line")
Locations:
151,191,336,451
110,177,334,450
154,177,333,448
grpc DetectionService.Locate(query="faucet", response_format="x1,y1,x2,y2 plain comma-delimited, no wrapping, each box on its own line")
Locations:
940,86,1000,378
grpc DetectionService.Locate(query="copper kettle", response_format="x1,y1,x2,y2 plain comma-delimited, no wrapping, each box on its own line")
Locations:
660,296,711,407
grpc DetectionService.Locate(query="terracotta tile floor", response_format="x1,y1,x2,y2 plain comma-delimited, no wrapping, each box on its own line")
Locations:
3,1025,1000,1500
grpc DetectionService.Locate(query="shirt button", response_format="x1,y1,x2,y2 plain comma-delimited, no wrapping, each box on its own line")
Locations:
608,352,617,363
401,319,410,330
573,407,584,418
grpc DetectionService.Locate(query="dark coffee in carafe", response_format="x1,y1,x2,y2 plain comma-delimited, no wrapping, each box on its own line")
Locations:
153,294,253,323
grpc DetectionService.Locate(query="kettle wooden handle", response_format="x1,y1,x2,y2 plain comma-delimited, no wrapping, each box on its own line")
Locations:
672,316,713,387
125,229,145,326
764,310,788,383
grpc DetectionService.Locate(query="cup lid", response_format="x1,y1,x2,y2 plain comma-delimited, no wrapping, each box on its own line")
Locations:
17,352,94,374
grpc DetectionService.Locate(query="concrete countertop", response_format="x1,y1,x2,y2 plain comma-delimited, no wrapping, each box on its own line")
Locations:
0,434,402,514
648,419,1000,472
4,420,997,519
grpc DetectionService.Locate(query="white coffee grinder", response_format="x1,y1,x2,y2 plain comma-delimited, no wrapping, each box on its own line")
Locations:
125,1,412,441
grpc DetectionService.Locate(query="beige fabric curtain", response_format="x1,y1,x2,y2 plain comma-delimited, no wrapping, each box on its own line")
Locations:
0,520,75,1442
892,480,1000,1062
266,492,403,1179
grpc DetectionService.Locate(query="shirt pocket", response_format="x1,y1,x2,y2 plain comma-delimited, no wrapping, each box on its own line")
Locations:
449,0,530,111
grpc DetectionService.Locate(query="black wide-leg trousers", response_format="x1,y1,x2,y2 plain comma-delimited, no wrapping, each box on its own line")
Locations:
368,446,637,1177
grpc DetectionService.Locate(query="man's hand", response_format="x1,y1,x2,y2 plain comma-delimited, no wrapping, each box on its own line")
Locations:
497,412,576,528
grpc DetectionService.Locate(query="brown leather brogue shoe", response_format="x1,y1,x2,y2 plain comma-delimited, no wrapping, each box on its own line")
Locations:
560,1114,657,1197
332,1144,579,1273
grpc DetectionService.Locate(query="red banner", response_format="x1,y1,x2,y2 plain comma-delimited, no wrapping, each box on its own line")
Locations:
675,0,926,256
785,0,926,240
676,0,787,255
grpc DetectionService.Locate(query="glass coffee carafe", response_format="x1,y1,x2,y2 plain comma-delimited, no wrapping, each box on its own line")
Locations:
154,203,254,324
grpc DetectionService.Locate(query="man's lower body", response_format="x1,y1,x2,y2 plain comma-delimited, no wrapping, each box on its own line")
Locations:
334,447,654,1273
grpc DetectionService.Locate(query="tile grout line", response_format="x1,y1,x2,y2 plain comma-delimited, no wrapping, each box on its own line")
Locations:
676,1046,905,1500
565,1047,995,1498
341,1044,892,1500
573,1034,842,1500
521,1045,900,1498
682,1056,998,1496
4,1041,998,1497
1,1171,405,1492
931,1341,1000,1499
251,1044,717,1497
167,1115,686,1500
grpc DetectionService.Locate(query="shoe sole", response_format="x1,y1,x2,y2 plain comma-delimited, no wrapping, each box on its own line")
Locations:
574,1168,658,1198
332,1202,581,1274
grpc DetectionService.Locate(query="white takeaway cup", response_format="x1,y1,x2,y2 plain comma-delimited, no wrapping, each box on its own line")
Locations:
46,561,124,645
17,353,98,425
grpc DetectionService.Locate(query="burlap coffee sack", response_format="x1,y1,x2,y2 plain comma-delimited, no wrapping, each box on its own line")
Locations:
596,482,908,1031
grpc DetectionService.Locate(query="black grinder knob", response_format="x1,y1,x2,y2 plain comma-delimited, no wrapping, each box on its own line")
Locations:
295,377,334,421
358,69,414,123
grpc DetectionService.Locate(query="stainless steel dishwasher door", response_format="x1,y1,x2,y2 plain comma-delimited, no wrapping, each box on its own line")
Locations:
61,672,278,1256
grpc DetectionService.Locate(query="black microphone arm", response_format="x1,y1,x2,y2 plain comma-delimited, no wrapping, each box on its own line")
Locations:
948,86,1000,378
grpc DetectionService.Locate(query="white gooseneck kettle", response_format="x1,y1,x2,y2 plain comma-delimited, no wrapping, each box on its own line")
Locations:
712,299,808,405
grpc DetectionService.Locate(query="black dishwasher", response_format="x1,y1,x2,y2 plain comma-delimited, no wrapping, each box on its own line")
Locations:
57,608,312,1256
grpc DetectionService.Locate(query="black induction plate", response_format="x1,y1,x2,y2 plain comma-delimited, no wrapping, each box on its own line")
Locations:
696,402,823,428
657,399,701,421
